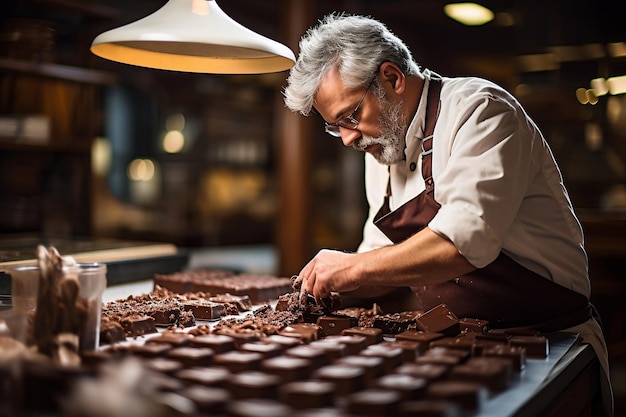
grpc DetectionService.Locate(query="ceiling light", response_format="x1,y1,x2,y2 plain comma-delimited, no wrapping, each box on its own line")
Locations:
90,0,296,74
444,3,495,26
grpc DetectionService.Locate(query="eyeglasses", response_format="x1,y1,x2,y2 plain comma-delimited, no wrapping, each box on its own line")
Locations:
324,78,374,137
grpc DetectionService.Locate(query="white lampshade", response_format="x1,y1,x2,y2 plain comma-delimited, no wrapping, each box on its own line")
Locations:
90,0,296,74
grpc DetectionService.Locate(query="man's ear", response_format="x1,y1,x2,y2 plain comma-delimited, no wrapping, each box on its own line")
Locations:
379,62,406,94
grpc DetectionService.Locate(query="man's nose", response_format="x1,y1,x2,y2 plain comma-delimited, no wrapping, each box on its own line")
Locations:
339,127,361,147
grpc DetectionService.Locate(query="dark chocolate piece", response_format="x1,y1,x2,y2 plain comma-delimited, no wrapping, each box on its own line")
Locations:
415,304,460,337
459,318,490,333
279,380,335,410
359,344,404,372
239,342,283,359
312,364,366,396
165,346,215,367
341,327,383,346
316,315,358,337
261,356,312,382
278,323,322,343
508,335,549,358
227,370,282,399
375,374,428,400
396,363,450,382
335,355,385,384
213,351,264,373
373,311,421,335
483,344,526,372
120,314,157,338
183,300,226,320
145,332,192,347
448,357,512,393
324,335,367,355
395,330,445,353
427,381,487,412
189,334,236,353
176,385,230,414
174,365,231,387
285,345,331,369
346,388,402,416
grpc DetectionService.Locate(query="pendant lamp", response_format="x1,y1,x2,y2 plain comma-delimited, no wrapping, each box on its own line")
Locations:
90,0,296,74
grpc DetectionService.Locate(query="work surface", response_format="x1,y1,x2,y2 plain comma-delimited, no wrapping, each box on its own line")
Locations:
102,280,600,417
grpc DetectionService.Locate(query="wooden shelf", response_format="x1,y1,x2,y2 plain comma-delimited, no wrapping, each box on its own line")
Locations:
0,58,117,85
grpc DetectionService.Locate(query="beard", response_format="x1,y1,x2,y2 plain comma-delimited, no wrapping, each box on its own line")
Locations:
353,93,407,165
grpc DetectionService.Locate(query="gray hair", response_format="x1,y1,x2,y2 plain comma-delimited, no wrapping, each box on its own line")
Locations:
283,13,421,116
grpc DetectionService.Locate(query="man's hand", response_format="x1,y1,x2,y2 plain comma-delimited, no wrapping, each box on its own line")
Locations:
293,249,362,300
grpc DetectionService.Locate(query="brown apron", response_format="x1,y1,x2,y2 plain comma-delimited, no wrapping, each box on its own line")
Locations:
373,79,592,331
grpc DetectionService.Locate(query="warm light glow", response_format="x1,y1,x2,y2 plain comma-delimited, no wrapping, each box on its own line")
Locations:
128,158,156,181
576,88,589,104
590,78,609,96
444,3,495,26
608,75,626,95
163,130,185,153
91,137,112,176
586,89,599,105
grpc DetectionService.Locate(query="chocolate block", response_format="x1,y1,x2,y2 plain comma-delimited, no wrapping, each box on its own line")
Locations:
373,311,421,335
483,344,526,371
189,334,236,353
335,355,385,384
127,342,173,358
427,381,487,412
399,399,460,417
226,398,292,417
261,356,312,382
316,315,358,337
166,347,215,368
359,344,404,372
213,351,264,373
183,300,226,320
396,363,450,382
120,314,157,338
375,374,428,400
395,330,445,353
285,346,331,368
448,357,512,393
279,380,335,410
459,318,490,333
176,385,230,414
264,335,302,350
99,318,126,345
141,357,184,375
174,366,231,387
415,304,460,337
278,323,322,343
227,371,282,399
308,339,348,361
312,364,367,396
346,388,402,416
429,336,475,354
240,342,283,359
324,335,367,355
210,293,253,312
508,335,549,358
342,327,383,346
146,332,192,347
381,340,421,362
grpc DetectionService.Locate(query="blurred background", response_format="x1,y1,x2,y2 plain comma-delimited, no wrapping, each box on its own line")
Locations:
1,0,626,411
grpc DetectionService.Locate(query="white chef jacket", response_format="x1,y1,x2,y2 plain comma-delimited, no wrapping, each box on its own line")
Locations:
357,70,613,416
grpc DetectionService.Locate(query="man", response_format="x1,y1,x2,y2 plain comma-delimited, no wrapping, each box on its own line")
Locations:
283,13,612,415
